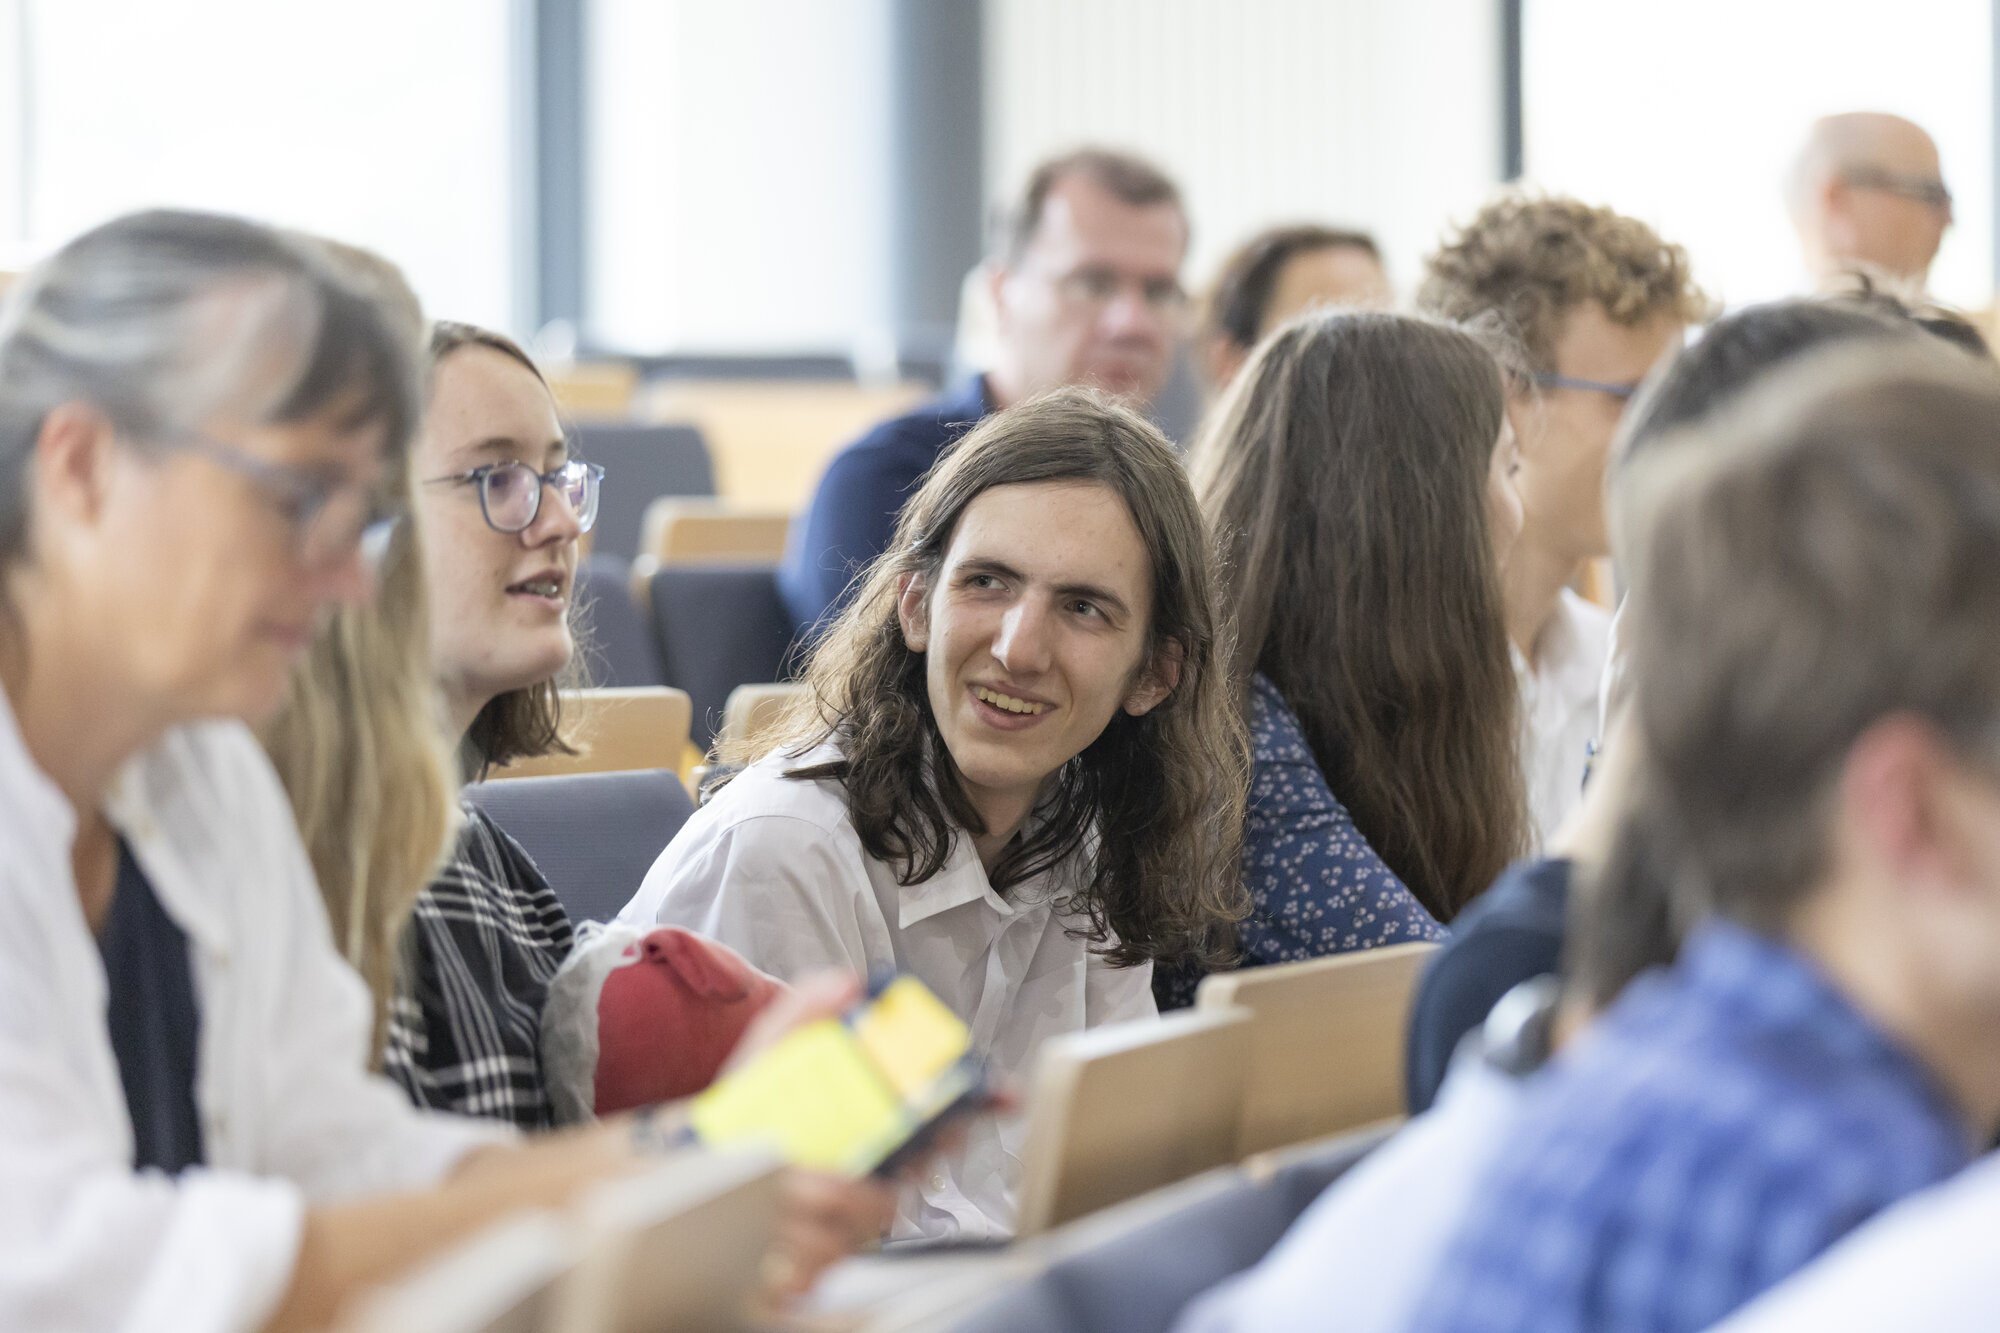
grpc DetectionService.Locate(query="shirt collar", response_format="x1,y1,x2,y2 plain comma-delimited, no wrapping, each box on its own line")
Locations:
897,831,1015,929
895,795,1069,930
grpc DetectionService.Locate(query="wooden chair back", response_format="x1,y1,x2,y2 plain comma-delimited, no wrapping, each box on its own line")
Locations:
338,1212,574,1333
547,1151,786,1333
640,378,928,510
639,497,793,566
1014,1007,1253,1236
493,687,692,780
545,361,640,421
1196,942,1437,1155
718,681,811,756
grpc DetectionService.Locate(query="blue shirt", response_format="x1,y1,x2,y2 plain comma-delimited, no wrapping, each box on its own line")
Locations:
1156,674,1444,1009
1405,857,1572,1114
1409,918,1975,1333
778,376,992,639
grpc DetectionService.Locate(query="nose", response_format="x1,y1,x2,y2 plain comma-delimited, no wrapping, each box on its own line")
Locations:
1100,286,1163,341
993,597,1055,677
523,478,585,548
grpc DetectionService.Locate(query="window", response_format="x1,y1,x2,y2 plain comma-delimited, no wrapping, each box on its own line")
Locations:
1524,0,1992,309
585,0,895,355
6,0,517,330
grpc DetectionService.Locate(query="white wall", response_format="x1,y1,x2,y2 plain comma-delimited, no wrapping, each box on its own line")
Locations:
1525,0,1992,310
585,0,896,356
985,0,1505,304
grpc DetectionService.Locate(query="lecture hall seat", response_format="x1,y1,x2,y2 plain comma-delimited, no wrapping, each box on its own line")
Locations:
641,564,798,751
1196,942,1439,1155
569,422,717,563
943,1124,1395,1333
465,768,695,924
575,554,665,689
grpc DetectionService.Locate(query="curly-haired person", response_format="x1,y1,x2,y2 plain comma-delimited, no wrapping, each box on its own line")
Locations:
1419,195,1710,845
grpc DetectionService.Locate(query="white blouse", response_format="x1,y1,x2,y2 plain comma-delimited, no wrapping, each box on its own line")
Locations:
618,746,1158,1243
0,691,510,1333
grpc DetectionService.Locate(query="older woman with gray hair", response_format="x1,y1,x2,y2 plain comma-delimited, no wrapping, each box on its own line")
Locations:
0,210,828,1332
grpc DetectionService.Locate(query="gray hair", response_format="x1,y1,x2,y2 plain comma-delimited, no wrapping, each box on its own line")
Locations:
0,208,422,591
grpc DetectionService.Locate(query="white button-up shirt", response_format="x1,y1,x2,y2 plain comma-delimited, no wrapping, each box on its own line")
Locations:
1514,588,1614,847
618,746,1158,1243
0,691,510,1333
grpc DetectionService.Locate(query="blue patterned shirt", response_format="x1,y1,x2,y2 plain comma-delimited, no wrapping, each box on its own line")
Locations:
1155,673,1444,1009
1408,918,1975,1333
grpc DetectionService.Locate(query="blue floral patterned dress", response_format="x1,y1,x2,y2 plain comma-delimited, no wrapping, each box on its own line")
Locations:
1155,673,1446,1009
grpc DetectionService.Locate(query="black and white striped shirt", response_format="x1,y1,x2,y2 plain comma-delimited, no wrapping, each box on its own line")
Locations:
384,804,575,1131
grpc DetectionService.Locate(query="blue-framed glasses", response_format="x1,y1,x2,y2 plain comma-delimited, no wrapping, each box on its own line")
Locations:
424,458,604,535
1532,371,1642,402
164,434,401,573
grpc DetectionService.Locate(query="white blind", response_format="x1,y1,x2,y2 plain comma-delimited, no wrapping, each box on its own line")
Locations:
9,0,517,330
585,0,896,355
1525,0,1992,310
985,0,1505,302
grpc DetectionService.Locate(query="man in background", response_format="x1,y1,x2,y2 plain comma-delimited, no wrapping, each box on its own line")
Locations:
1788,112,1953,299
1199,224,1394,390
1419,194,1708,846
779,148,1189,639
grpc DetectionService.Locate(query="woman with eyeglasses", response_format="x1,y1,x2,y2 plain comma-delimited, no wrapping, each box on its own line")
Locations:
0,211,710,1332
375,320,609,1127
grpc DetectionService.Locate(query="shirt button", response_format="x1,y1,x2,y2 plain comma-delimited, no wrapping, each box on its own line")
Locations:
928,1173,946,1192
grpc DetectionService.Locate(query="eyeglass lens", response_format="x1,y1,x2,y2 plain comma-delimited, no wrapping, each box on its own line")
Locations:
479,461,601,535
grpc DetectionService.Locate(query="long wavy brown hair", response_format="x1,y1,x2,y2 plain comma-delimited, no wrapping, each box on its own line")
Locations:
747,389,1250,967
1193,311,1528,921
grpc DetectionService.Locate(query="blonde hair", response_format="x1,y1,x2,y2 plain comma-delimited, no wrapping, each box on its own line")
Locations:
262,518,461,1063
259,238,459,1063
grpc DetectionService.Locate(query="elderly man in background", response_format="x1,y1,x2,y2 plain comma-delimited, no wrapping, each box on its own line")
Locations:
779,148,1190,639
1789,112,1953,299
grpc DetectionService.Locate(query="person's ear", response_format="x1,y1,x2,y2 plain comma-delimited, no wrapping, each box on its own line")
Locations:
985,261,1013,331
1839,715,1963,890
33,403,120,532
897,572,931,653
1123,636,1184,717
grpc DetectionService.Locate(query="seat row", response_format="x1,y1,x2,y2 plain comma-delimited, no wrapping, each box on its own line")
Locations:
347,926,1435,1332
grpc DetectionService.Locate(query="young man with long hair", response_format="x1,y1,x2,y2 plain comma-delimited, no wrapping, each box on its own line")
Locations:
623,388,1249,1242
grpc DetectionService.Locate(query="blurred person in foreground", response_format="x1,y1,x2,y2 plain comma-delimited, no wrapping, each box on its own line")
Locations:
1407,339,2000,1333
1197,224,1392,390
780,148,1191,640
1790,111,1953,301
0,208,833,1333
1419,194,1708,845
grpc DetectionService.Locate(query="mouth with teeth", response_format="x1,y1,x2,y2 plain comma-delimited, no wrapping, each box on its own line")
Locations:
507,577,565,601
974,685,1050,717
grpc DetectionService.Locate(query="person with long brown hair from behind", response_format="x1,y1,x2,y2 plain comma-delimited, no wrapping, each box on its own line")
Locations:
1158,310,1530,1007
